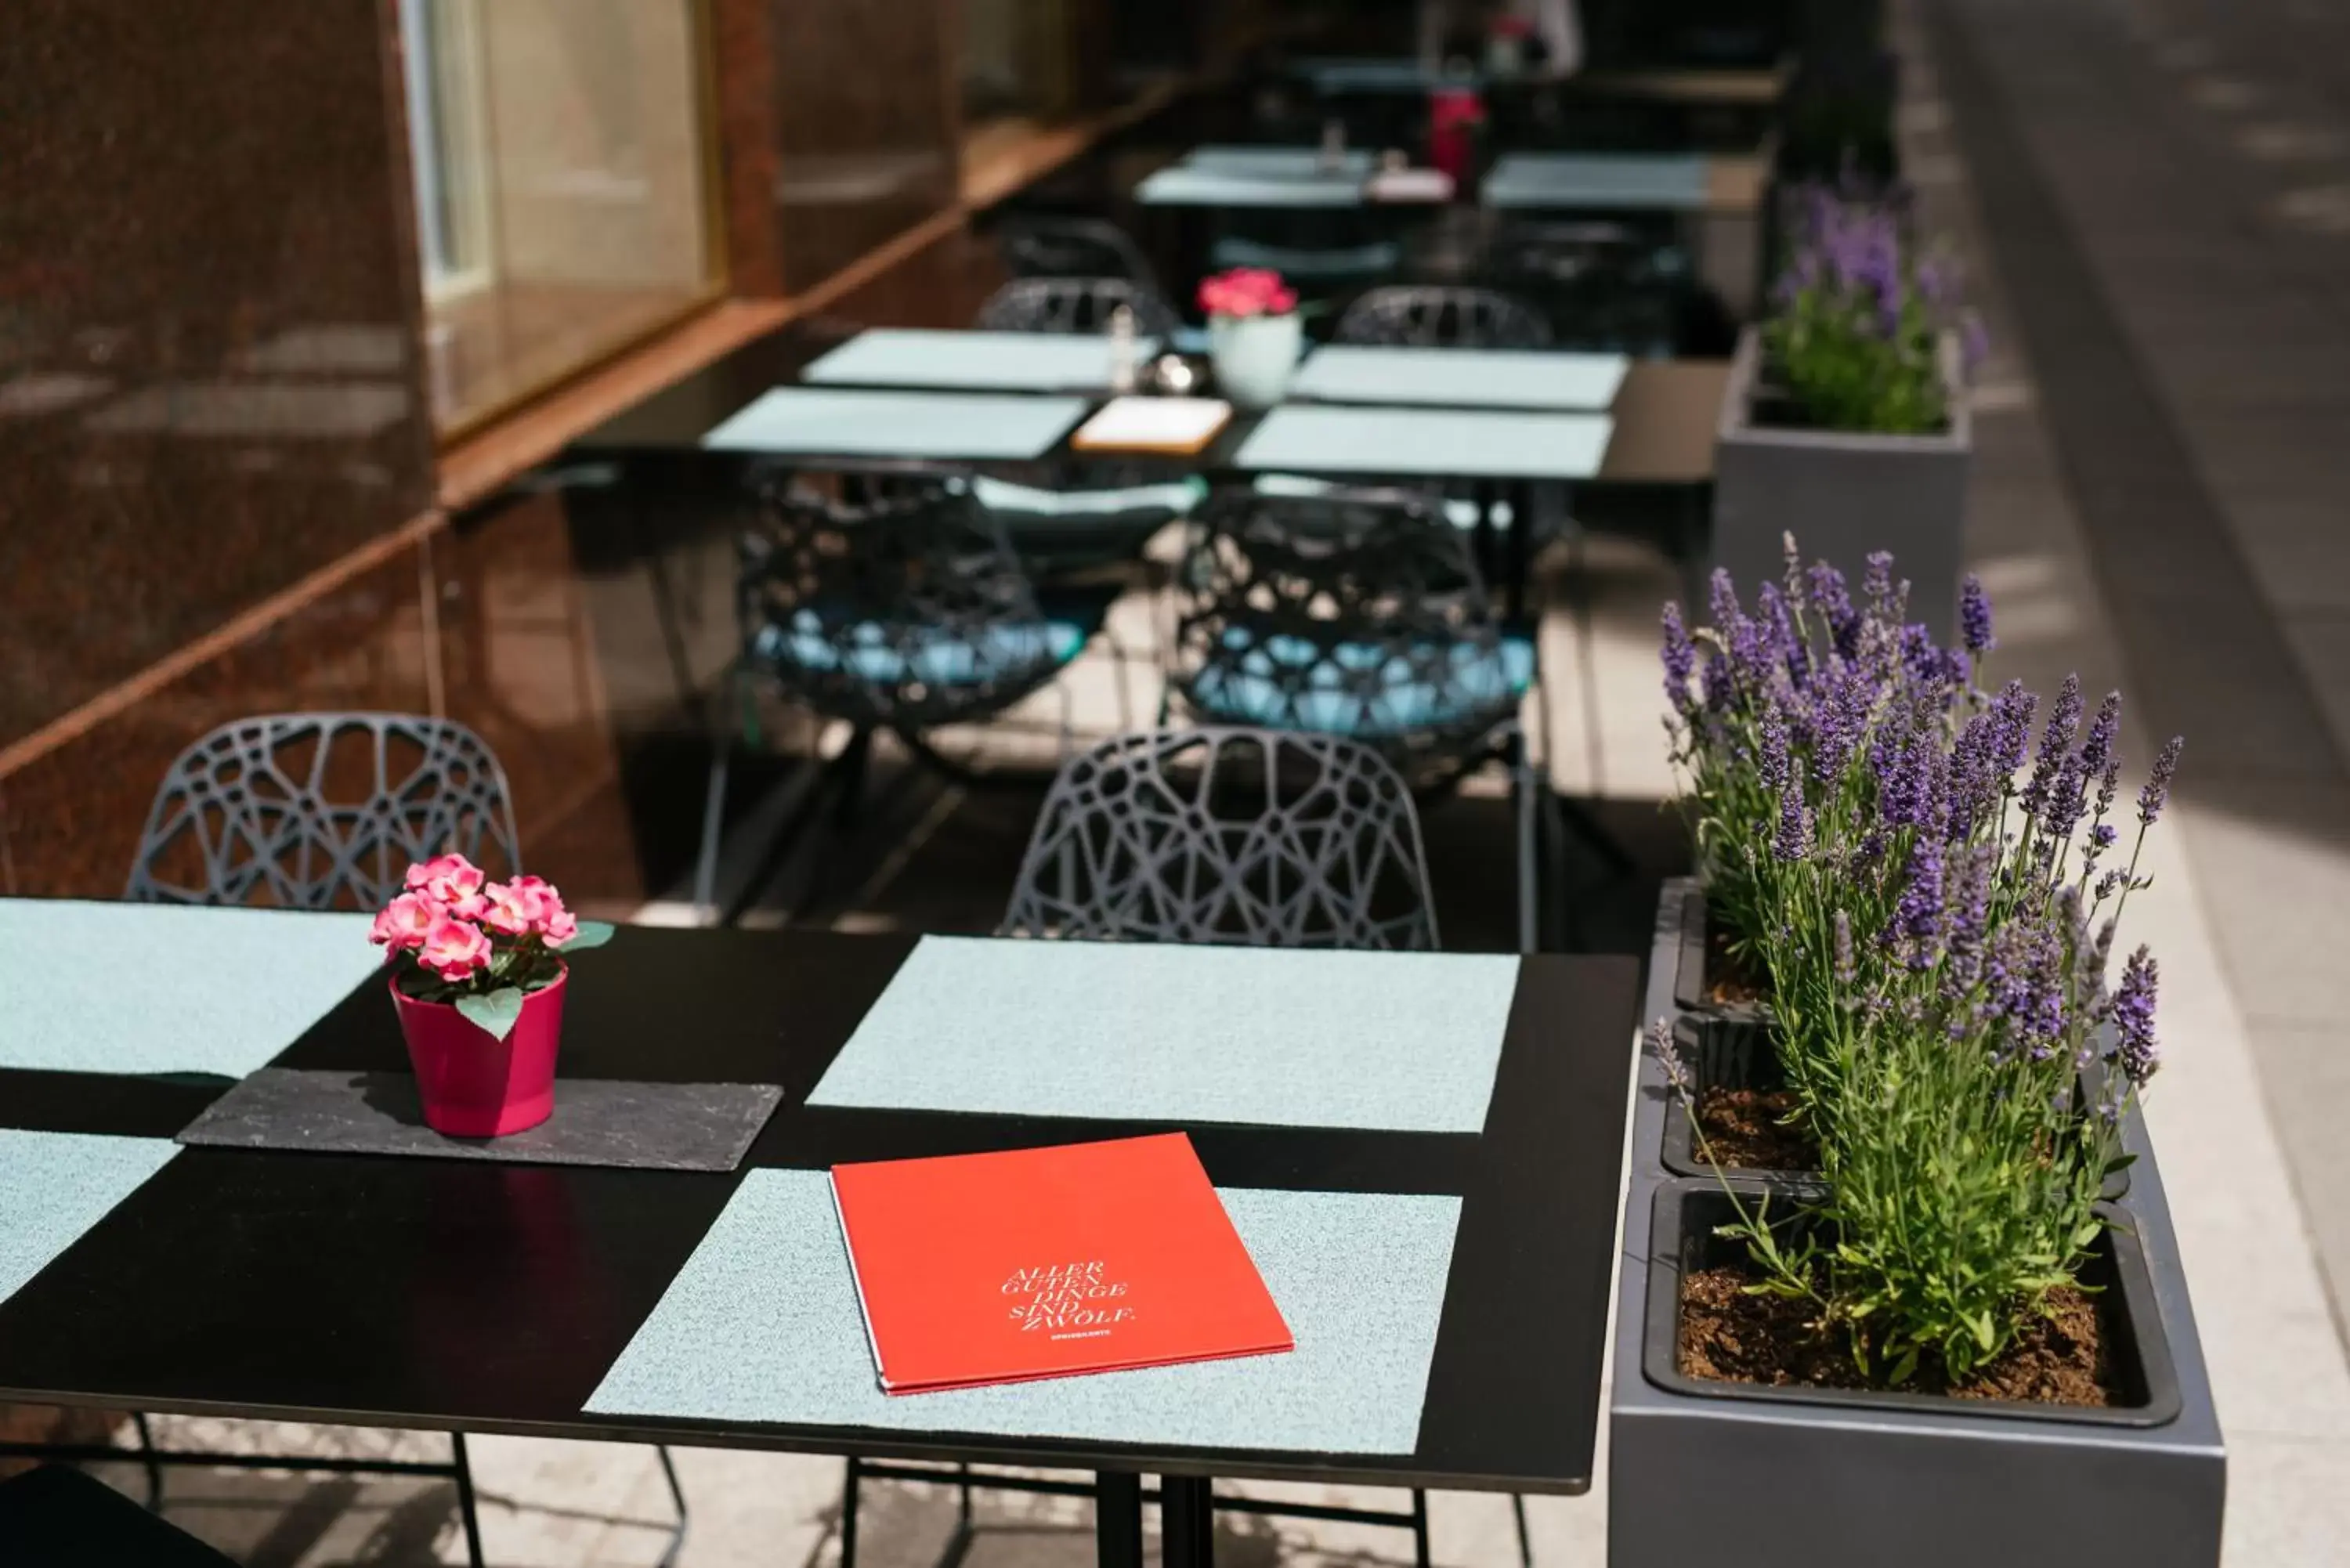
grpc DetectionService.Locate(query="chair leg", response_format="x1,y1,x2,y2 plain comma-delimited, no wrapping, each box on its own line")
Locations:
838,1454,861,1568
1514,729,1538,956
1412,1487,1433,1568
653,1444,689,1568
693,722,732,926
130,1411,164,1513
450,1432,486,1568
1511,1491,1533,1568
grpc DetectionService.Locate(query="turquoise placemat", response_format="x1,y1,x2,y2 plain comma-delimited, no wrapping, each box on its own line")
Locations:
0,1130,179,1305
1290,346,1629,410
0,900,378,1077
1295,57,1481,95
585,1171,1460,1456
1136,165,1365,209
702,389,1089,460
807,937,1519,1132
1184,146,1377,179
1482,153,1712,211
1236,405,1614,481
801,331,1164,394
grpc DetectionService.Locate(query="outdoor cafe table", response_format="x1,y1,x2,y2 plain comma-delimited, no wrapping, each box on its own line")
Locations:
0,906,1639,1568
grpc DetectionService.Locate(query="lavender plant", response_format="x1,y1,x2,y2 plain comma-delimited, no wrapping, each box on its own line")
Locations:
1661,539,2185,1385
1762,184,1986,436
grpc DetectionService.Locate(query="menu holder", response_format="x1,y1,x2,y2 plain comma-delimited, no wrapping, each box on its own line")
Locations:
1070,396,1233,455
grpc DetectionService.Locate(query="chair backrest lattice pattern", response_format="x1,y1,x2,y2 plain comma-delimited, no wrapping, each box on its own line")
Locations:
1169,486,1521,779
1333,285,1554,349
736,471,1068,730
1001,726,1440,950
975,276,1183,340
996,217,1160,292
126,714,520,909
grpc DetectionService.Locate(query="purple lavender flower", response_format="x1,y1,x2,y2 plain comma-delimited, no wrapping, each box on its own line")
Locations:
1944,714,1996,842
1890,835,1946,969
1773,784,1812,862
1660,602,1696,707
1864,551,1896,615
1708,569,1742,635
1810,667,1867,787
2113,946,2160,1089
1807,562,1860,660
1758,703,1791,792
2021,673,2084,826
1959,575,1994,657
1647,1017,1690,1097
2138,736,2184,826
1961,313,1990,374
1990,680,2036,779
1701,650,1732,714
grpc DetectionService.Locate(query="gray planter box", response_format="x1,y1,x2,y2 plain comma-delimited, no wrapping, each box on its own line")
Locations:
1611,879,2226,1568
1709,328,1972,644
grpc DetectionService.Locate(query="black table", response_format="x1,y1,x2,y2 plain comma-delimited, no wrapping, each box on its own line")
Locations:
0,927,1638,1566
569,319,1727,494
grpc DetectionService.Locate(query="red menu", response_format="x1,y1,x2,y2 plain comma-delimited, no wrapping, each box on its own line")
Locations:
830,1133,1294,1395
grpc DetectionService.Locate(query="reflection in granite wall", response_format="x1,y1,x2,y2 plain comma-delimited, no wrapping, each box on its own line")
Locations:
0,0,434,751
767,0,961,289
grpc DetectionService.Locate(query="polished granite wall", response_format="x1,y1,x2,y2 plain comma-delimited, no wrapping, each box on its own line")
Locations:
765,0,962,289
0,0,436,753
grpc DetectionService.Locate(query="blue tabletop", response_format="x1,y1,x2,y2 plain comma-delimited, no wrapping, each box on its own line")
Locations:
1137,164,1367,209
1237,403,1615,480
1481,152,1713,211
801,330,1162,394
1289,345,1631,411
1182,145,1379,179
702,388,1090,461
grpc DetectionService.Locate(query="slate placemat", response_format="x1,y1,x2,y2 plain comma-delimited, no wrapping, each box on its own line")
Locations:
1289,346,1630,411
586,1170,1461,1456
806,937,1519,1133
701,389,1090,460
802,331,1163,393
175,1071,784,1172
1481,152,1712,211
0,1129,179,1306
1235,404,1614,481
0,900,378,1078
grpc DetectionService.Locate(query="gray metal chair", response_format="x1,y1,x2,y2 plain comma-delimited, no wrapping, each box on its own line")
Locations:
127,714,520,909
1002,726,1441,949
108,713,686,1568
996,215,1160,293
974,276,1183,340
1334,285,1554,349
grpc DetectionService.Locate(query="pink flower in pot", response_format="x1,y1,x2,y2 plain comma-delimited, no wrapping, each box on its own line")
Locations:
370,856,613,1138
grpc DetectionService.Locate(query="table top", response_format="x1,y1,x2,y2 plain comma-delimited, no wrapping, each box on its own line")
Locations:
0,921,1639,1494
1137,162,1368,209
571,323,1730,489
1483,150,1766,215
1292,56,1793,106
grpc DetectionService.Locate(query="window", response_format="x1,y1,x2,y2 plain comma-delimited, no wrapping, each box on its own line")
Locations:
398,0,722,433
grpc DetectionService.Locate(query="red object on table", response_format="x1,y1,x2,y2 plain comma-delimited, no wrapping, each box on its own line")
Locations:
391,967,567,1136
831,1133,1294,1395
1430,87,1485,186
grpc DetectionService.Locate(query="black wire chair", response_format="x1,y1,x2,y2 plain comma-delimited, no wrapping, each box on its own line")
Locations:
974,276,1182,340
1002,726,1441,948
96,714,685,1568
1333,284,1555,349
1482,218,1688,358
1166,485,1546,952
0,1465,237,1567
995,215,1160,293
693,468,1112,922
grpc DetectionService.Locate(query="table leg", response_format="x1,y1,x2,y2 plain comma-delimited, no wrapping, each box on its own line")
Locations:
1161,1474,1217,1568
1095,1469,1144,1568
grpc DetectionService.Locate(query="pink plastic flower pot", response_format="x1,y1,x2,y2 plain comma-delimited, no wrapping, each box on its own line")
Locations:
390,967,567,1137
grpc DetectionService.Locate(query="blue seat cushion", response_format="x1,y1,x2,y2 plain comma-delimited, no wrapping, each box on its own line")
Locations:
1186,631,1535,737
754,609,1095,688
